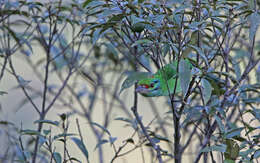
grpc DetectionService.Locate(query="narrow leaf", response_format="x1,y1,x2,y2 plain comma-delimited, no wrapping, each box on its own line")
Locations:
95,139,109,150
0,91,7,96
179,59,192,96
253,149,260,159
189,45,209,66
20,129,42,136
224,160,235,163
131,39,153,47
53,152,62,163
71,137,89,161
91,122,111,136
201,78,212,104
249,12,260,42
200,144,226,153
34,119,59,126
225,127,244,139
17,76,31,87
215,115,225,133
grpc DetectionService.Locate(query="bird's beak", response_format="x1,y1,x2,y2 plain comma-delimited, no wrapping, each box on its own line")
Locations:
136,85,149,93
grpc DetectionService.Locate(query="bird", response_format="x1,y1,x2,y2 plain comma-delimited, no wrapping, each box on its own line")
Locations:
136,60,183,97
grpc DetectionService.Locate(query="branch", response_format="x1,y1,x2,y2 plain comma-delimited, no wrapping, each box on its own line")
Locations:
131,83,163,163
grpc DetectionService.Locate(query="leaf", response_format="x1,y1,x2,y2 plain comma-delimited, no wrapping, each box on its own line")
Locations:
53,133,76,140
189,45,209,66
109,136,117,144
243,97,260,104
131,39,153,47
215,115,225,134
179,59,192,96
126,138,134,144
119,71,151,95
114,117,133,124
17,76,31,87
224,139,239,160
257,65,260,83
43,129,51,135
20,129,42,136
83,0,93,8
68,157,81,162
233,62,241,80
71,137,89,161
0,91,7,96
200,144,227,153
225,127,244,139
201,78,212,104
92,28,102,44
253,149,260,159
249,12,260,42
0,120,14,126
53,152,62,163
224,160,235,163
38,136,47,148
91,122,111,136
95,139,109,150
34,119,59,126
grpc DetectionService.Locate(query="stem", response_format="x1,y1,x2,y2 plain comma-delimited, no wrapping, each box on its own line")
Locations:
131,83,163,163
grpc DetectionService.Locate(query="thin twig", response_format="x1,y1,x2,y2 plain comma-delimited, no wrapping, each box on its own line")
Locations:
131,84,163,163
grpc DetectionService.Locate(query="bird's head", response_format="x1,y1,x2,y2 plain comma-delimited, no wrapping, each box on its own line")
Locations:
136,76,162,97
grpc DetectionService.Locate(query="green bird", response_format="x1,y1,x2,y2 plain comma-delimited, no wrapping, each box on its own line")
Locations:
136,61,182,97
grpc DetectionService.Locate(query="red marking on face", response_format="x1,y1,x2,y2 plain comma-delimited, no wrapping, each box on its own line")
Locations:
141,84,150,89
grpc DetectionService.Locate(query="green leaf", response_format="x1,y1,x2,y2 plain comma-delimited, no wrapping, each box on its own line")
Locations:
131,22,145,33
179,59,192,96
91,122,111,136
201,78,212,104
0,91,8,96
249,12,260,42
71,137,89,161
233,62,241,80
188,45,208,66
95,139,109,150
243,97,260,104
224,160,235,163
34,119,59,126
53,152,62,163
200,144,227,153
68,157,81,162
256,65,260,83
114,117,133,124
224,139,239,160
20,129,42,136
131,39,153,47
109,136,117,144
92,28,102,44
119,72,151,95
225,127,244,139
43,129,51,135
215,115,225,134
253,149,260,159
53,133,76,140
0,120,14,126
17,76,31,87
248,0,255,9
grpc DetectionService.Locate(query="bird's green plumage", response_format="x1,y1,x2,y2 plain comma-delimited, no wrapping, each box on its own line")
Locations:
136,61,182,97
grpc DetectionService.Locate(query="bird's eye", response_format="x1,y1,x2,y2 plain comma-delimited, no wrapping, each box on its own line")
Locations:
150,83,154,87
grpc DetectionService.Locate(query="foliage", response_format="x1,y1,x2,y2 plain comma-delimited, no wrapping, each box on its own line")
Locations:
0,0,259,163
